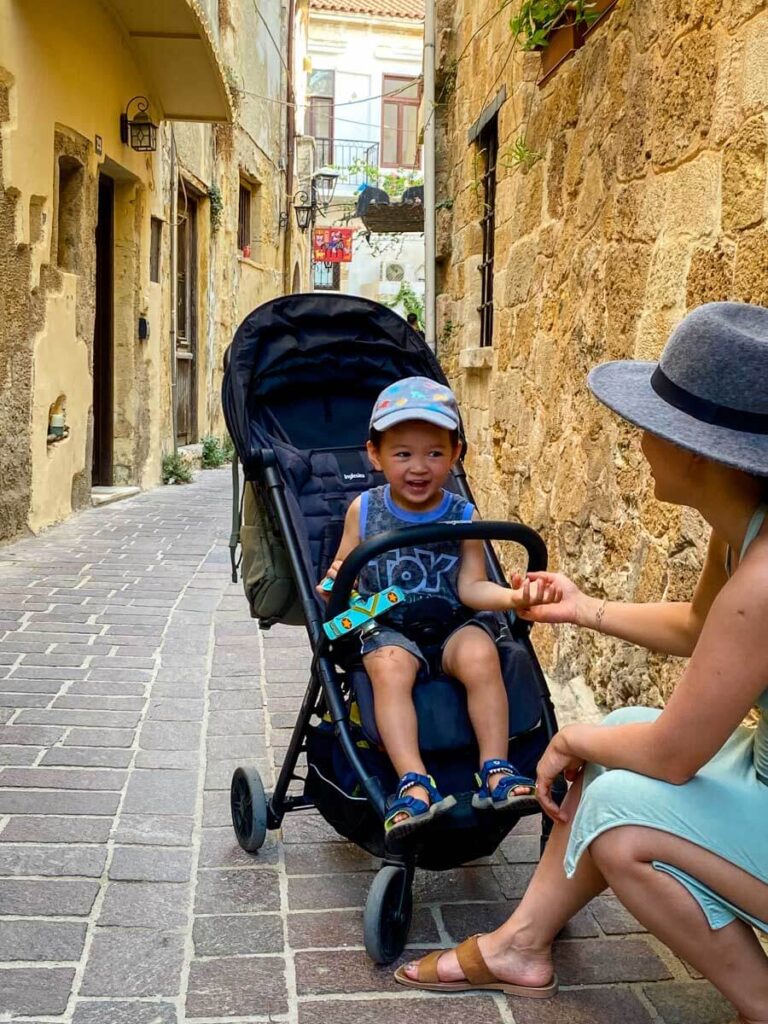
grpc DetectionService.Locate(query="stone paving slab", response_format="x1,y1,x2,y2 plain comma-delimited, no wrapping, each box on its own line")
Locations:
0,469,742,1023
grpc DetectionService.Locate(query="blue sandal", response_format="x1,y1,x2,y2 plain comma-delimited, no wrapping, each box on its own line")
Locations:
472,759,538,812
384,772,457,841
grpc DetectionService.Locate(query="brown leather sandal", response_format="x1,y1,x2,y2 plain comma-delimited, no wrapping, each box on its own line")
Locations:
394,933,558,998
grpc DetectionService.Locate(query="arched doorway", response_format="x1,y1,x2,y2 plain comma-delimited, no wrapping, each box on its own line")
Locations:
291,263,301,293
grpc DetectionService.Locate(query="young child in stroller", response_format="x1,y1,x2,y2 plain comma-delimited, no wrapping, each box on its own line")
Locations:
317,377,562,846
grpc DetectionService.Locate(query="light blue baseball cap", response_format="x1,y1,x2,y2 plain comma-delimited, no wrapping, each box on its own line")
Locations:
370,376,461,433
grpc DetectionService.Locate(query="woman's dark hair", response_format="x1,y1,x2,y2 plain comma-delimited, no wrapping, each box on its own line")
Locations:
369,425,460,449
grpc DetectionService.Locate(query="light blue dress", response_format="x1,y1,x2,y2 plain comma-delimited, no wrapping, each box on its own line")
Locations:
565,505,768,933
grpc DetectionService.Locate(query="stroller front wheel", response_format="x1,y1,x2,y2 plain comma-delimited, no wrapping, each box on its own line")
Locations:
231,766,268,852
364,864,413,964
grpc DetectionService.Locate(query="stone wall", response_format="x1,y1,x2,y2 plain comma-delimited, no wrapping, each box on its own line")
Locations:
435,0,768,706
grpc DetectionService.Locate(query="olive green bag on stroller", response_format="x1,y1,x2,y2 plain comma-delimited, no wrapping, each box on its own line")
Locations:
229,457,304,627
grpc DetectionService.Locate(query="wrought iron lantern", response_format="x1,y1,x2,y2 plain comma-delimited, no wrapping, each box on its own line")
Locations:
313,168,340,210
293,191,314,232
287,170,340,233
120,96,158,153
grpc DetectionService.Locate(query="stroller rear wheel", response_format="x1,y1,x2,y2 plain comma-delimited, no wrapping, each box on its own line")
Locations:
364,864,413,964
231,766,268,852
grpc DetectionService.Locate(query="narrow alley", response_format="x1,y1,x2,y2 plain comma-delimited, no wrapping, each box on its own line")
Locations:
0,471,734,1023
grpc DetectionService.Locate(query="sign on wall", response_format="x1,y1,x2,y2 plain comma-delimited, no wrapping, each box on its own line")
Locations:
313,227,353,263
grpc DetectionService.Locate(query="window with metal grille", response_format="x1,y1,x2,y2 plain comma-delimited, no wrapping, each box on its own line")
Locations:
313,261,340,291
477,116,498,347
237,183,251,252
381,75,420,169
308,70,335,166
149,217,162,283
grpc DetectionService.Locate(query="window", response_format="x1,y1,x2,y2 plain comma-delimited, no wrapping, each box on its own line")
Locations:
237,184,251,251
238,178,262,259
149,217,162,283
313,261,340,291
381,75,420,169
477,116,498,348
308,70,335,166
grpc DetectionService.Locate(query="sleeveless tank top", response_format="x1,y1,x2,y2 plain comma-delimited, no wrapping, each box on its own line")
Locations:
726,503,768,784
357,484,475,609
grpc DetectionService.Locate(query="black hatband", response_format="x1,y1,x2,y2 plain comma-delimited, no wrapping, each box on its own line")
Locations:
651,367,768,435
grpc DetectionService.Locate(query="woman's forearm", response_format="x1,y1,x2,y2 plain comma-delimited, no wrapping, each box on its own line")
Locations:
577,596,699,658
562,721,688,784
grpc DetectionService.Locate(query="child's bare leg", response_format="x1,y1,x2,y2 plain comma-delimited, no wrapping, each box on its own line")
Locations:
363,646,427,817
442,626,531,794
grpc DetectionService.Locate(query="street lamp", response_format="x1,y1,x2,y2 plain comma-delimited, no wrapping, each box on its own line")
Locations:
286,170,341,232
313,168,339,210
120,96,158,152
292,190,314,232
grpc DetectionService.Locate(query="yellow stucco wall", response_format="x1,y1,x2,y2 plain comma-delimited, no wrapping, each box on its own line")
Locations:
0,0,307,540
1,0,163,533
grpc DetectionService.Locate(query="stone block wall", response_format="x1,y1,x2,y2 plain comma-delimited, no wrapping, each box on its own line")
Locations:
435,0,768,706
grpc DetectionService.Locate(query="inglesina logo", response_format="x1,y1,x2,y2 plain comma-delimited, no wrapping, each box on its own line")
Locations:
343,472,366,481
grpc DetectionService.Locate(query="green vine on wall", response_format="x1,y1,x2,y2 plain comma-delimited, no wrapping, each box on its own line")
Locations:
207,184,224,231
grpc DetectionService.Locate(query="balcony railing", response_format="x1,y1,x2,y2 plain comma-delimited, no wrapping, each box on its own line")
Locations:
315,138,380,186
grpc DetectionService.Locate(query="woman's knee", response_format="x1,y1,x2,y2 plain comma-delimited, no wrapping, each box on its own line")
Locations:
590,825,650,876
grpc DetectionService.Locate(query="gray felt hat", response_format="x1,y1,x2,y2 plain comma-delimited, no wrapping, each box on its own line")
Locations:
588,302,768,476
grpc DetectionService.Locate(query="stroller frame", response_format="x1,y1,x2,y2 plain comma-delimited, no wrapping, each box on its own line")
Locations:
231,445,565,963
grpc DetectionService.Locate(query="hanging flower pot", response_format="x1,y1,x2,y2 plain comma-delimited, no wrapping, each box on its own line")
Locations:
537,18,581,84
582,0,619,40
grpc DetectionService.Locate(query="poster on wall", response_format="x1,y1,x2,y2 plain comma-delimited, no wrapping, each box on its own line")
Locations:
313,227,353,263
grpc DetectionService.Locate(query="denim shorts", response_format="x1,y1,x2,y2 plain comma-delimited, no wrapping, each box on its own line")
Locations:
359,616,496,674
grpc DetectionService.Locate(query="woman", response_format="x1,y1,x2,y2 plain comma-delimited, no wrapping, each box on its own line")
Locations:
395,302,768,1021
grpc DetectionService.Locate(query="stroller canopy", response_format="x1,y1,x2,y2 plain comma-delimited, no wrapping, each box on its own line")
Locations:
223,293,452,476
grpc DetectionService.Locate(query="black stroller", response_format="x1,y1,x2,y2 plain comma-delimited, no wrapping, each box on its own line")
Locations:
222,293,564,963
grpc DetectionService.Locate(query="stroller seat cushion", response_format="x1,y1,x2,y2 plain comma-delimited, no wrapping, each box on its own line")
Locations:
349,637,543,753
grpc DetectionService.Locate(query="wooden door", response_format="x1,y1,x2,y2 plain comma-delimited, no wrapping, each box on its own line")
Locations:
92,174,114,484
175,191,197,445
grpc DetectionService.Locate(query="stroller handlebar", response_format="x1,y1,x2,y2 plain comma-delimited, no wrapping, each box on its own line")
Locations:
326,521,548,620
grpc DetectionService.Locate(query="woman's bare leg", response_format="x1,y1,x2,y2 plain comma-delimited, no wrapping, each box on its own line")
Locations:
591,826,768,1022
403,774,608,983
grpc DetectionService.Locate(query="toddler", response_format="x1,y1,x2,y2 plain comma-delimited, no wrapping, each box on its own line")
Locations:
319,377,560,844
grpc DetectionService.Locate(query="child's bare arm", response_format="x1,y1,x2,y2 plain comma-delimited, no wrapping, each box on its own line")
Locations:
457,514,561,612
316,496,362,599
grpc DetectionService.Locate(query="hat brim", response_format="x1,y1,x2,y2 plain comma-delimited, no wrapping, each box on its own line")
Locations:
588,361,768,477
372,408,460,433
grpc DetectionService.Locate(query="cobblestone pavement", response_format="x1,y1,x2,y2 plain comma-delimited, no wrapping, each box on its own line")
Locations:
0,469,739,1023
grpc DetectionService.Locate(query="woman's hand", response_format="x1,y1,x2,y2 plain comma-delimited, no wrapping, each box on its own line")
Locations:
513,571,592,625
535,726,586,823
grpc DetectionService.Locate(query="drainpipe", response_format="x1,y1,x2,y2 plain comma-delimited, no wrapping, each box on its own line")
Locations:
170,128,179,455
283,0,298,292
423,0,436,351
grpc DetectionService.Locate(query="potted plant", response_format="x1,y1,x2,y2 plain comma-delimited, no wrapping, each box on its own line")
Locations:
510,0,618,84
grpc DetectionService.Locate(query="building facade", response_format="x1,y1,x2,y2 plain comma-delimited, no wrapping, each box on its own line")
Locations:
305,0,425,314
434,0,768,705
0,0,309,542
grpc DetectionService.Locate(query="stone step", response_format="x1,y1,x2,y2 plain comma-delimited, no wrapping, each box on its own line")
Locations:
91,486,141,508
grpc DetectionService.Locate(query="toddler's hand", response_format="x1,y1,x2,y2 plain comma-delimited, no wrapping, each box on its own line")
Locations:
507,572,563,611
316,560,343,600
